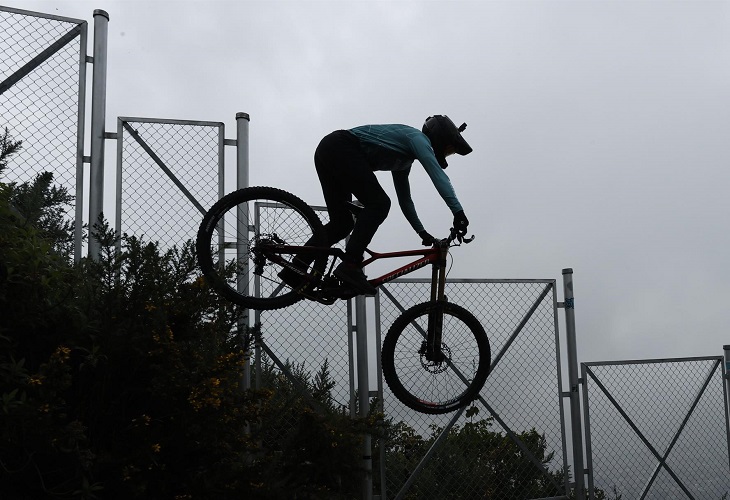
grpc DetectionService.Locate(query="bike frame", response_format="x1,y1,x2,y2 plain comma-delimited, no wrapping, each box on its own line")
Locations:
270,240,450,301
266,239,455,361
362,243,450,361
362,243,449,303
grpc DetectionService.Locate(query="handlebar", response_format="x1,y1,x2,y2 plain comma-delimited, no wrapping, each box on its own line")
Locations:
445,227,475,245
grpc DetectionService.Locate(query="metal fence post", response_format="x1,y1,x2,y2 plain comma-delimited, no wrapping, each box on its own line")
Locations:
88,9,109,260
236,112,249,192
355,295,373,500
563,268,585,499
723,345,730,464
74,20,88,262
236,112,251,390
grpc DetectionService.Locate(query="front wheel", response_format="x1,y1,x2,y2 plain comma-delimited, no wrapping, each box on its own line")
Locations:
196,186,326,310
381,301,491,414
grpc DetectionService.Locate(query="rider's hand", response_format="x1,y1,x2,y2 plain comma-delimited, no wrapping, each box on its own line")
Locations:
453,211,469,237
418,230,438,246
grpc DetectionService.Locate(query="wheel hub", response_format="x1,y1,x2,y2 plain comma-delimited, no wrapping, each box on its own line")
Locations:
419,341,452,374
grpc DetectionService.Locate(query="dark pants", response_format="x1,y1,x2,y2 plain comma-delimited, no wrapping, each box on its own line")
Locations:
312,130,391,263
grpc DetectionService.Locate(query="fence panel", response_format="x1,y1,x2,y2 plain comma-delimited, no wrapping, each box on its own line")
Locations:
250,203,353,404
582,357,730,499
377,279,568,499
116,117,223,249
242,197,569,498
247,202,360,470
0,6,86,257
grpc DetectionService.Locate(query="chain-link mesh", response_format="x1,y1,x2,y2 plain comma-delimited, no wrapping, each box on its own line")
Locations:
246,195,568,499
583,358,730,499
253,204,352,403
250,204,356,457
118,119,222,249
0,7,84,219
378,280,567,499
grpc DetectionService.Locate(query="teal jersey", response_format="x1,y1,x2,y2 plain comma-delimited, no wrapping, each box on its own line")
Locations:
348,124,463,233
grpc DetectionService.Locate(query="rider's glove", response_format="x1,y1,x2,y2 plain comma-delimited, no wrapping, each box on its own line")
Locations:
418,230,438,246
453,211,469,237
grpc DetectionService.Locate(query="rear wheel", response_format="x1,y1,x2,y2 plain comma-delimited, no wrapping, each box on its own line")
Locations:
381,301,491,414
196,186,326,310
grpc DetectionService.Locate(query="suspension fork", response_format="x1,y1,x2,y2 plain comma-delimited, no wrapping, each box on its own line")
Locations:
426,243,449,362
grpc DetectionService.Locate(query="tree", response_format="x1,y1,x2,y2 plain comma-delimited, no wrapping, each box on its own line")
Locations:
0,127,22,174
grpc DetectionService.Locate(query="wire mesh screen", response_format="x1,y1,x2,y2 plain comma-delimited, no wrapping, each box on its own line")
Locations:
377,280,567,499
583,358,730,499
117,118,222,249
253,204,353,409
0,7,84,211
256,296,352,404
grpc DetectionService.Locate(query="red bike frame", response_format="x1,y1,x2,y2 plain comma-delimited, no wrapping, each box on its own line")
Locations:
361,244,449,302
268,237,452,302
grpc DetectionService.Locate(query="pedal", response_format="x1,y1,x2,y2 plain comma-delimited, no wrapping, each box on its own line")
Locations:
298,288,336,305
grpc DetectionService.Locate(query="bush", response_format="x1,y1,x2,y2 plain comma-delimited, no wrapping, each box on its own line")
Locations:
0,131,370,499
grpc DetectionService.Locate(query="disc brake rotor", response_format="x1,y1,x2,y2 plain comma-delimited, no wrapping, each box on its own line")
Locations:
419,342,452,374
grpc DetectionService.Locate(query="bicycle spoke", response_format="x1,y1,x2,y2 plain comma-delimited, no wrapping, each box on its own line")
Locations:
197,187,326,310
382,301,491,414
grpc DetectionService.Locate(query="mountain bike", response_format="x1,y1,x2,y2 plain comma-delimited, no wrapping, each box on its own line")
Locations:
196,186,491,414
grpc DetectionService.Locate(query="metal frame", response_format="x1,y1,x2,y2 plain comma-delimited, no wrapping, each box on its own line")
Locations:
725,346,730,468
582,356,729,499
378,277,570,500
114,116,225,252
0,5,89,262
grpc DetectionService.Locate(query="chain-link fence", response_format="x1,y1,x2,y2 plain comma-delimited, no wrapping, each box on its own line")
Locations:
377,279,568,499
7,7,729,500
116,117,224,249
250,203,354,407
0,6,86,256
246,196,569,499
582,357,730,499
253,277,568,498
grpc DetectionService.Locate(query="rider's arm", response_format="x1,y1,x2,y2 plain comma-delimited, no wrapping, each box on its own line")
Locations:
409,133,463,214
392,169,426,233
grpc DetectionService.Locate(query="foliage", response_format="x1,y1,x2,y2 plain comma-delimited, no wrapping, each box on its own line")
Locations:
0,127,22,175
0,135,370,499
245,356,378,499
380,410,566,499
1,127,75,259
0,129,639,499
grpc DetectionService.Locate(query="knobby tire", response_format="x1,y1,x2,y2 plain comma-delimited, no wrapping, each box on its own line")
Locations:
196,186,326,310
382,301,491,414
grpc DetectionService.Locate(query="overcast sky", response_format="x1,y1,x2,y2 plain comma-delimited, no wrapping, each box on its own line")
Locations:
6,0,730,364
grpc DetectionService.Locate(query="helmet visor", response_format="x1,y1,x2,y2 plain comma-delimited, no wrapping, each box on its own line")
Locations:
424,115,473,157
442,116,472,156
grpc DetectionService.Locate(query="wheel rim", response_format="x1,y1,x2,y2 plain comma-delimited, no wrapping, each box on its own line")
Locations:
389,308,487,411
203,194,320,306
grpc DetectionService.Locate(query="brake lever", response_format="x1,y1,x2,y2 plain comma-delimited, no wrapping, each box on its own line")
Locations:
448,228,475,245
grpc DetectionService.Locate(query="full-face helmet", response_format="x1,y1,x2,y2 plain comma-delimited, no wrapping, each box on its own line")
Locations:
422,115,473,169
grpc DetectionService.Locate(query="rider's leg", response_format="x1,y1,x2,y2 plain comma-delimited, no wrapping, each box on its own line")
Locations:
313,130,387,293
295,131,357,262
344,178,390,263
279,132,355,289
313,131,391,262
332,178,388,295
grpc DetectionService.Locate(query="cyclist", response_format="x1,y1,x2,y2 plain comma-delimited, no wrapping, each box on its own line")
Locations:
281,115,472,295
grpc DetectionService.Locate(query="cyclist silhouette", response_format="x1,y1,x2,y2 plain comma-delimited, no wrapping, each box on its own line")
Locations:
280,115,473,294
